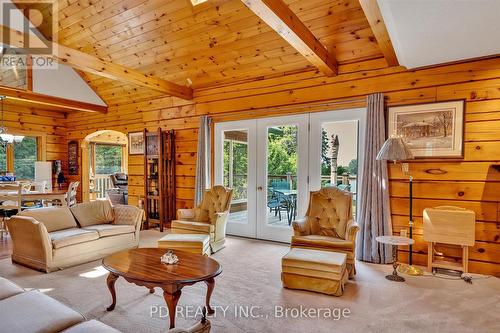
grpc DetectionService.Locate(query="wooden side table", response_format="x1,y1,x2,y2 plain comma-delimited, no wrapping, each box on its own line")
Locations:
376,236,415,282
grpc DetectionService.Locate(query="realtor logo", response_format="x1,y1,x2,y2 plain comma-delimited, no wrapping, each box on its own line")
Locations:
1,1,57,68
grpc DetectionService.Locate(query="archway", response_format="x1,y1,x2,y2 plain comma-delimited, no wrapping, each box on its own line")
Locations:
81,130,128,202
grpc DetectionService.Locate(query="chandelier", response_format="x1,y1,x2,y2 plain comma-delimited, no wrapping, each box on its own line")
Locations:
0,95,24,144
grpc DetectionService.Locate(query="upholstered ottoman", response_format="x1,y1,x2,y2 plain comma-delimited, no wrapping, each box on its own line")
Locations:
281,248,348,296
158,234,211,255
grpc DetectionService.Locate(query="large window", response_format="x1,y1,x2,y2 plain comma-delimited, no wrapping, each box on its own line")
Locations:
14,137,38,179
0,136,39,180
94,144,123,174
0,144,7,172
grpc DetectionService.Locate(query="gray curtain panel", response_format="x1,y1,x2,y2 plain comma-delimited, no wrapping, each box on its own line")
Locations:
356,93,393,264
194,116,212,206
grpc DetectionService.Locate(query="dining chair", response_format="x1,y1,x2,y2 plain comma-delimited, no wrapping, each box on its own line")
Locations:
66,181,80,207
0,183,22,240
20,181,44,209
43,181,80,207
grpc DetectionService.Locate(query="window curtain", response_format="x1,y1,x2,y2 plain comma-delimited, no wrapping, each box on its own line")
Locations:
194,116,212,206
356,93,393,264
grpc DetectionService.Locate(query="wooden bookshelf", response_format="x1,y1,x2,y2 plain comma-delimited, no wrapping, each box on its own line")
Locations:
144,128,165,231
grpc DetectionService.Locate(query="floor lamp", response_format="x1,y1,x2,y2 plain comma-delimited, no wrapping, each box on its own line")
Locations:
376,136,423,276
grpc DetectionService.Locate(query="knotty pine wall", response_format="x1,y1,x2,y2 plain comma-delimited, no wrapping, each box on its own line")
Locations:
3,102,68,183
66,56,500,276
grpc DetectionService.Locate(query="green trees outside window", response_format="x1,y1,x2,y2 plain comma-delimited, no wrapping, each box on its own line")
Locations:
267,126,298,177
95,144,123,174
13,137,38,179
0,144,6,172
0,137,38,180
223,140,248,201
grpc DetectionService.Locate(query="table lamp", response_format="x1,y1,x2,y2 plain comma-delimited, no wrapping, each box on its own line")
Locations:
376,136,423,276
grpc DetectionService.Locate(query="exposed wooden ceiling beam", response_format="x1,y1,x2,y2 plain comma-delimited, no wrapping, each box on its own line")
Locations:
0,85,108,113
241,0,338,76
359,0,399,67
0,25,193,100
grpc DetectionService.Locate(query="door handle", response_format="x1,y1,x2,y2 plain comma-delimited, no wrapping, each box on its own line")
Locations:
257,186,263,191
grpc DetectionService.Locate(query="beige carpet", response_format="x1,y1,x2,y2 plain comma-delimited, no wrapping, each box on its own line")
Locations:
1,230,499,333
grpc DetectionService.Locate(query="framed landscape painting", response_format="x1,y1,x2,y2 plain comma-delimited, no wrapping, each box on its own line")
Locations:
128,131,145,155
387,100,465,158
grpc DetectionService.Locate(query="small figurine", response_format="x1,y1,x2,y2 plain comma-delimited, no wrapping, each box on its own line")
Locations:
161,250,179,265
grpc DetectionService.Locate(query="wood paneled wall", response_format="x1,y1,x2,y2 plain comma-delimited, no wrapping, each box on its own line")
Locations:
66,96,198,207
65,56,500,276
2,102,67,178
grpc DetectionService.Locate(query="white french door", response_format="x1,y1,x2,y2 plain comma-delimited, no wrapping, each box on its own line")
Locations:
214,108,366,243
309,108,366,202
214,120,257,238
256,115,309,242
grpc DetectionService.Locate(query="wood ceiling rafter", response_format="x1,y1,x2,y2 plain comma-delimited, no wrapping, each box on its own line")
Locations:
358,0,399,66
74,0,359,64
116,5,366,67
41,0,385,102
240,0,338,76
0,85,108,113
0,25,193,100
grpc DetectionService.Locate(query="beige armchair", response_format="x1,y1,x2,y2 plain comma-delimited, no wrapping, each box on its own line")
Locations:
171,186,233,253
291,187,359,278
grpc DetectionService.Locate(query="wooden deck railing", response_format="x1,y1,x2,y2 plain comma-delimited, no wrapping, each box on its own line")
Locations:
94,174,113,199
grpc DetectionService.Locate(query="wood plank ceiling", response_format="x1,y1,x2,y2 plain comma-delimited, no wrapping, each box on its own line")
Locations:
4,0,386,106
48,0,384,105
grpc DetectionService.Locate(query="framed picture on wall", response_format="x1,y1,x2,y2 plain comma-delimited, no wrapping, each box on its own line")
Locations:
128,131,145,155
387,100,465,158
68,141,79,175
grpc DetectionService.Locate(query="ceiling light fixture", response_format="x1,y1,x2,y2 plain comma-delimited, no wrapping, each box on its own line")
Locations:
0,96,24,144
190,0,208,6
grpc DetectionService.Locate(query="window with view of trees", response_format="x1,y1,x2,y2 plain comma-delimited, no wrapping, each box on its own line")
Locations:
0,144,6,172
95,144,123,174
223,139,248,201
0,136,38,179
13,137,38,179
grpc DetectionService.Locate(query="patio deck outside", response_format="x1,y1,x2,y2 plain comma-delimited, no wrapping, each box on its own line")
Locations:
223,121,358,229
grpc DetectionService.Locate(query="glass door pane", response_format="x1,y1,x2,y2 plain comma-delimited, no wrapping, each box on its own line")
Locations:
309,108,367,218
223,130,249,225
256,115,309,243
321,120,359,215
214,120,257,238
266,125,298,227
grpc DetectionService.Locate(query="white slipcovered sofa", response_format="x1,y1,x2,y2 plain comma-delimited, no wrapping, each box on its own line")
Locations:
7,200,143,272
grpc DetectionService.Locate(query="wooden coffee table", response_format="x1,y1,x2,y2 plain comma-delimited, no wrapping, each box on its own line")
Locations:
102,248,222,329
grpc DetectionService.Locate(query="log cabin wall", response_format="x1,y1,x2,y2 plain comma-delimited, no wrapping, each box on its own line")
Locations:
65,56,500,276
65,96,197,206
2,102,68,184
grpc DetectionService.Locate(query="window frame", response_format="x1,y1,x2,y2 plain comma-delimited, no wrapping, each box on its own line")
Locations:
1,135,44,180
89,142,126,176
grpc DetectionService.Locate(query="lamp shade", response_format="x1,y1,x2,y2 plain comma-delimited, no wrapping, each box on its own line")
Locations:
376,137,414,162
13,135,24,143
0,133,14,143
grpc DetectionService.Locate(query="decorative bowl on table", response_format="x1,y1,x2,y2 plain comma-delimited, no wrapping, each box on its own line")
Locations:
160,250,179,265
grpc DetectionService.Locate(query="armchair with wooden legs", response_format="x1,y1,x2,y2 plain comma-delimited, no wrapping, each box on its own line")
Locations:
291,187,359,278
171,186,233,253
